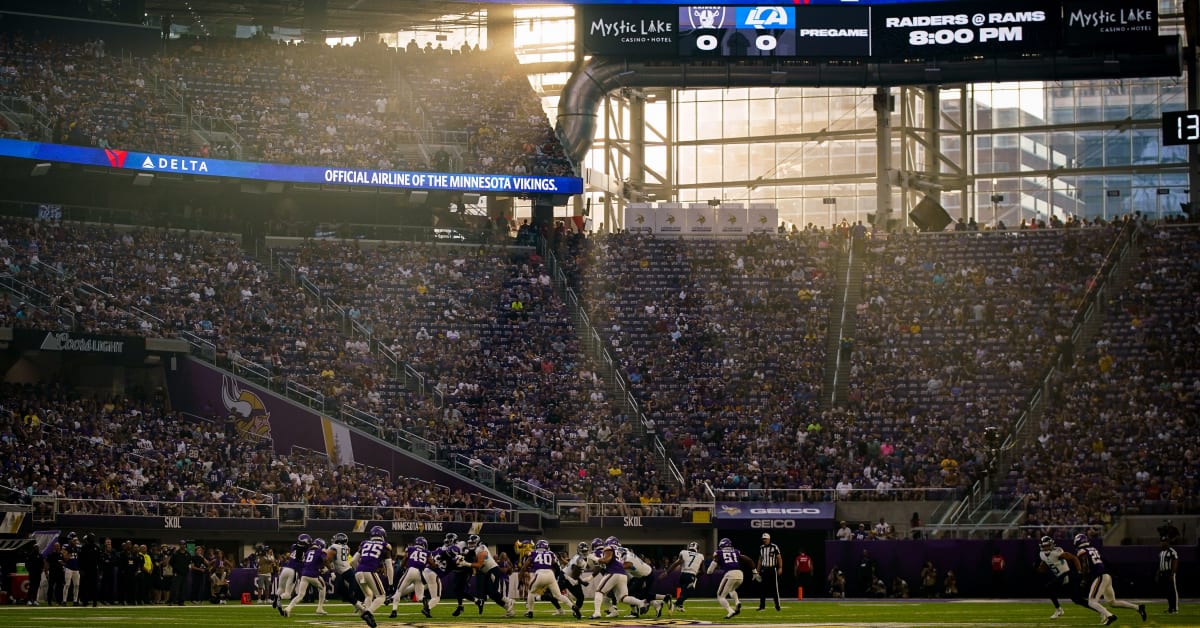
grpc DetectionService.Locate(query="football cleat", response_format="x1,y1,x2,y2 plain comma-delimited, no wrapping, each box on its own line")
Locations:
1051,607,1065,619
734,602,742,616
389,610,397,618
1138,604,1147,621
477,598,485,614
362,611,377,628
573,607,582,619
315,609,328,616
525,611,535,619
452,605,464,617
1103,615,1117,626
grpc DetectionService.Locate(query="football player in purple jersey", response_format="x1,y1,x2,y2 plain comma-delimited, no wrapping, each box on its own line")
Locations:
707,537,757,619
389,536,432,619
1075,534,1143,621
424,543,459,616
443,533,477,616
524,540,577,618
590,536,648,619
353,526,392,628
275,533,310,610
586,537,619,617
281,538,328,617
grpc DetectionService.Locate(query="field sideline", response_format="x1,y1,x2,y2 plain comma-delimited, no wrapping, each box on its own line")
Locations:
0,599,1193,628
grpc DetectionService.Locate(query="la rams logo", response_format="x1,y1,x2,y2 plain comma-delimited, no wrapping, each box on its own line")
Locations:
221,375,273,441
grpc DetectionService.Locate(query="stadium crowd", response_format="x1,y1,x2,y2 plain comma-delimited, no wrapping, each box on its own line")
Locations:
3,214,1198,527
0,382,509,520
845,226,1121,490
0,34,573,177
1004,223,1200,525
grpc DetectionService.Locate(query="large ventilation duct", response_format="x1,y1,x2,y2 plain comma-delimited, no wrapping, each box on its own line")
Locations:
556,36,1182,166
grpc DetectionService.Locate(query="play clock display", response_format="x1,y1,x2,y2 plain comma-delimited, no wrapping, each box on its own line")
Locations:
1163,110,1200,146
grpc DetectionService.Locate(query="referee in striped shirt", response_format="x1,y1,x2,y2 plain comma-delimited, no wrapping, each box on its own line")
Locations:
756,533,782,611
1158,536,1179,614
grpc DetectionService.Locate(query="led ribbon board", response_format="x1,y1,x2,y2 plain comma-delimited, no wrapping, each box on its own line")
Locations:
0,138,584,195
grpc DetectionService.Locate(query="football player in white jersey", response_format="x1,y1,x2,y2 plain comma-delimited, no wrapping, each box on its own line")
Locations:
329,533,362,609
1037,535,1115,624
666,541,705,612
559,542,590,616
622,546,668,617
465,534,516,617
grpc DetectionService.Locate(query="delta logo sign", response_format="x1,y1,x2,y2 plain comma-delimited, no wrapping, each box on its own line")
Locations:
104,147,209,173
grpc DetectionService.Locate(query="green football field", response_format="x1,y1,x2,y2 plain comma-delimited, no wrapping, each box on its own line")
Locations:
0,599,1192,628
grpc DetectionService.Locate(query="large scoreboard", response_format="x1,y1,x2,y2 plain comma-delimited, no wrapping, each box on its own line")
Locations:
579,0,1161,60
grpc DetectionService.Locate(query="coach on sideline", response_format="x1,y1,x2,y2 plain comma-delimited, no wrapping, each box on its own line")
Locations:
756,533,782,611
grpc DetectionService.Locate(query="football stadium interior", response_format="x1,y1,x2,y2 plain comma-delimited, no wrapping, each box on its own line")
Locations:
0,0,1195,622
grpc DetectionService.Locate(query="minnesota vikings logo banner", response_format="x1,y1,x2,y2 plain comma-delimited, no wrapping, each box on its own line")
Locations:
685,202,717,235
748,203,779,233
718,203,747,235
655,202,684,234
623,202,654,233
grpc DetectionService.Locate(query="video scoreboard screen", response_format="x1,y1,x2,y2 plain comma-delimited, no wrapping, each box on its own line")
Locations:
580,0,1161,60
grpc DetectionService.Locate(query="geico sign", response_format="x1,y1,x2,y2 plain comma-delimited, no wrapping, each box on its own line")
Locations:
751,519,796,529
748,507,823,515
